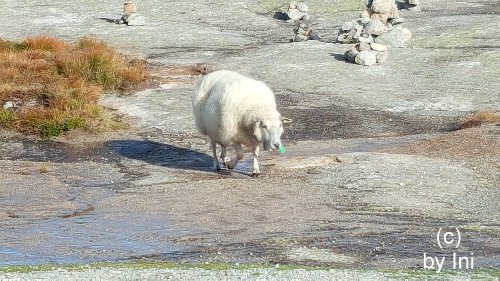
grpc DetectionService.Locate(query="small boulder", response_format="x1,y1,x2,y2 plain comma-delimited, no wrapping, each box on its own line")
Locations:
342,20,354,31
286,2,310,21
358,33,374,43
296,2,309,12
364,19,387,36
126,14,146,26
3,101,14,110
358,42,371,51
358,17,372,25
345,48,359,63
371,0,392,13
374,26,411,47
360,8,371,18
355,50,378,66
370,42,388,51
309,31,321,40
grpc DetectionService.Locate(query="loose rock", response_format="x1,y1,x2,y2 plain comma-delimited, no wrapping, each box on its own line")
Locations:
344,48,359,63
358,42,371,51
119,1,147,26
370,42,388,52
364,19,387,36
286,1,310,21
355,50,378,66
374,26,412,47
292,22,321,42
126,14,147,26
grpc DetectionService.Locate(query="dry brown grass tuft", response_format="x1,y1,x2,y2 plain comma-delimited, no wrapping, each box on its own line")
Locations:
23,35,71,53
459,110,500,130
0,36,148,137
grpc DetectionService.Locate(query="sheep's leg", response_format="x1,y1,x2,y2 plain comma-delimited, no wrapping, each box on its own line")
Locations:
220,145,230,166
252,146,260,177
210,141,221,171
226,144,244,170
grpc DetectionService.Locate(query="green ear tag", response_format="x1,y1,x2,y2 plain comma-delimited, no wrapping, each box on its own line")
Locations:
279,145,286,154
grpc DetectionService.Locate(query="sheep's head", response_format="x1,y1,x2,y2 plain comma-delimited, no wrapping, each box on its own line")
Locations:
254,117,283,151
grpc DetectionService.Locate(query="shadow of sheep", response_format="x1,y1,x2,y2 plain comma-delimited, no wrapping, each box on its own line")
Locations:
106,140,214,172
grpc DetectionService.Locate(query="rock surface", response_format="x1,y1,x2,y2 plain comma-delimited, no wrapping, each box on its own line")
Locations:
0,0,499,273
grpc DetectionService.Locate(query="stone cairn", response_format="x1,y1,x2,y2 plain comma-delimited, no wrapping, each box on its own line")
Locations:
337,0,413,66
286,1,310,21
292,22,321,42
280,2,321,42
119,0,146,26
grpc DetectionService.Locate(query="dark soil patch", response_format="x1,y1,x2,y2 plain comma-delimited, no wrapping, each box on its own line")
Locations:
276,94,461,141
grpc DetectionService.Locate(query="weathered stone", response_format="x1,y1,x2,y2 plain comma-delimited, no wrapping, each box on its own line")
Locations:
3,101,14,110
286,8,309,21
296,2,309,12
346,27,357,41
353,26,363,40
123,1,137,16
371,0,392,13
342,20,354,31
376,51,390,63
294,34,308,42
355,50,378,66
336,32,347,42
370,12,389,24
389,17,405,25
293,22,319,41
358,42,371,51
388,5,399,19
309,31,321,40
370,42,388,51
360,9,371,18
358,32,374,43
345,48,359,63
409,0,420,5
358,17,372,25
126,13,147,26
286,2,309,21
374,26,412,47
364,19,387,36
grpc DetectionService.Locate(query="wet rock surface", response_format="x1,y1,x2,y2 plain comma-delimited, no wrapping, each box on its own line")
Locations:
0,0,499,273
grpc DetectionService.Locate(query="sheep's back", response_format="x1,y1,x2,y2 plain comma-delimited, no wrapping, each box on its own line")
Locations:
192,70,277,143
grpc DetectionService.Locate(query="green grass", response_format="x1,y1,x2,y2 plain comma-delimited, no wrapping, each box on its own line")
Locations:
1,261,498,279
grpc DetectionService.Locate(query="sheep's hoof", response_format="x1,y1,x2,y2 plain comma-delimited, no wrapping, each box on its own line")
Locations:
252,173,260,178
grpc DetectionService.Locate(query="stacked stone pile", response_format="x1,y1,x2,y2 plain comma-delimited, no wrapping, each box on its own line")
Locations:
119,1,146,26
344,42,389,66
281,2,321,42
337,0,412,66
286,1,310,21
292,22,321,42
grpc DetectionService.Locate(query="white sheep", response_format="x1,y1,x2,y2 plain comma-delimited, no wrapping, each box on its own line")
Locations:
192,70,283,176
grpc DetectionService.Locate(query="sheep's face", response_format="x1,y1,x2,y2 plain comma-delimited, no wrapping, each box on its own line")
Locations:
255,119,283,151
